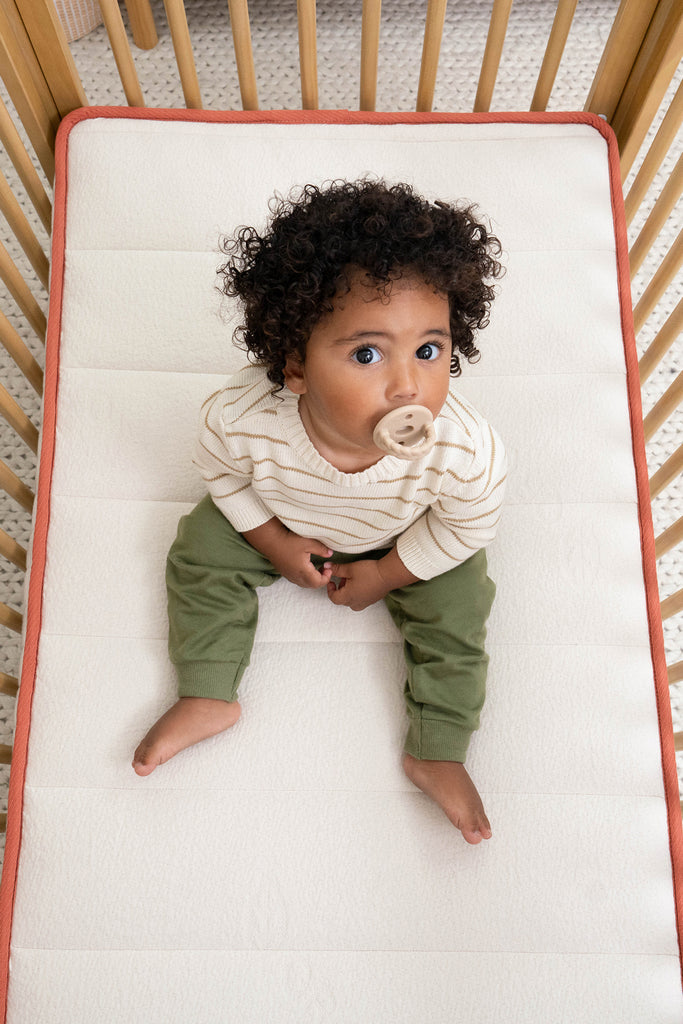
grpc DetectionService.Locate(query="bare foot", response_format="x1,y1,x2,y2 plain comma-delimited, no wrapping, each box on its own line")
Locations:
402,754,492,844
132,697,241,776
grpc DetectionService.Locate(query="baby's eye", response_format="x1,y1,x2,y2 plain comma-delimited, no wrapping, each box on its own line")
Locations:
416,342,443,361
352,346,381,365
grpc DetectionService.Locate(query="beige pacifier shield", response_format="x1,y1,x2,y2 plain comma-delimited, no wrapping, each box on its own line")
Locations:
372,405,436,459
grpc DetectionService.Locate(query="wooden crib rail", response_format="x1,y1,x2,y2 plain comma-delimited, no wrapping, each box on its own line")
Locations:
0,0,680,827
3,1,680,127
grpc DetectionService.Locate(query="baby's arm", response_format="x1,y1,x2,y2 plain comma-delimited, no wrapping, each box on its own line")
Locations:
327,547,419,611
242,517,334,589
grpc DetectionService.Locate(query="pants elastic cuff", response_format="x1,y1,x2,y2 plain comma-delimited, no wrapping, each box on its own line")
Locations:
175,661,241,702
403,717,472,762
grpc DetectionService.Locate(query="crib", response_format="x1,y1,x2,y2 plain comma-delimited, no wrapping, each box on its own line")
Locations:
0,2,681,1022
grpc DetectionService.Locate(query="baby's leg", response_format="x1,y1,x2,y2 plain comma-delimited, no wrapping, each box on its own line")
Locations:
133,496,279,776
133,698,241,776
384,549,495,843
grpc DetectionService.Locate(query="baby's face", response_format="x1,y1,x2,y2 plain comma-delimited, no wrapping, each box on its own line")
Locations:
284,273,452,471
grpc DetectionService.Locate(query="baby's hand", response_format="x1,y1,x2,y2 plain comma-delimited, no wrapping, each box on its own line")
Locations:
271,533,334,589
326,560,391,611
243,518,333,590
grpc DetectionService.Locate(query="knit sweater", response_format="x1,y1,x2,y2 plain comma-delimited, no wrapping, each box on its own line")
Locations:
193,365,507,581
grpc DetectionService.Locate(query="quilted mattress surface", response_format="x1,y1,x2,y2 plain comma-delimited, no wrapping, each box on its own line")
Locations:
0,109,681,1022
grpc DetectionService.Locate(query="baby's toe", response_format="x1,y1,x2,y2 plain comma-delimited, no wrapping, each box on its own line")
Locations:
132,743,163,777
461,815,492,845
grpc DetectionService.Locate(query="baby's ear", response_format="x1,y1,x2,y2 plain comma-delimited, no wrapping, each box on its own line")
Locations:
283,356,307,394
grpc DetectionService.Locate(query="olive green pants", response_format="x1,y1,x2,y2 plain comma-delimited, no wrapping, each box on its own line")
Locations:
167,495,495,762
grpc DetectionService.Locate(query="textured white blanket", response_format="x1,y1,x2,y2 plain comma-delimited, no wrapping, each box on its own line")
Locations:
1,111,680,1023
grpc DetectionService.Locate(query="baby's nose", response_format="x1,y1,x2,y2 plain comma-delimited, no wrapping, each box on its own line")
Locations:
388,363,419,399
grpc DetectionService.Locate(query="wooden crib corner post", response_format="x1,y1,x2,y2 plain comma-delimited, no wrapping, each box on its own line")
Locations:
0,0,58,182
12,0,88,116
584,0,660,121
610,0,683,179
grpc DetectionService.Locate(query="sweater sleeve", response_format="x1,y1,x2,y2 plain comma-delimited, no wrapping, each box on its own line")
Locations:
396,421,507,580
192,390,274,533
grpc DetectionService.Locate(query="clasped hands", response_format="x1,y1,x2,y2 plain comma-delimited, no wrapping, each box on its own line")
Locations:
243,518,418,612
272,533,394,612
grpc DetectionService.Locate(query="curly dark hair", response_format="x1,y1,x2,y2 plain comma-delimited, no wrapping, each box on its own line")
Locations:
218,179,503,388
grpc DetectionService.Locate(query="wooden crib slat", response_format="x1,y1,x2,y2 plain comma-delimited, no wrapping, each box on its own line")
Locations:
0,528,26,573
360,0,381,111
670,661,683,685
0,96,52,234
473,0,513,113
629,152,683,276
0,673,18,699
650,443,683,500
123,0,159,51
0,382,39,454
584,0,659,122
0,170,49,291
298,0,318,110
99,0,145,107
227,0,258,111
624,79,683,227
643,370,683,443
656,515,683,559
662,587,683,621
162,0,202,109
633,227,683,334
416,0,447,113
13,0,87,117
0,309,43,395
0,604,21,635
0,3,56,183
0,239,47,343
639,295,683,383
0,746,11,765
612,0,683,180
0,459,34,514
530,0,578,112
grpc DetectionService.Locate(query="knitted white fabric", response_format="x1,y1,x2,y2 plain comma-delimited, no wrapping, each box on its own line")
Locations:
194,367,507,579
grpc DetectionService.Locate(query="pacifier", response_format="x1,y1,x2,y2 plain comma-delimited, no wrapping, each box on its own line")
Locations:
372,405,436,460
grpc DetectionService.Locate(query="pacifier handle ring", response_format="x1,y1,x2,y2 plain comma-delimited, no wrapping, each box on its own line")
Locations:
373,421,436,460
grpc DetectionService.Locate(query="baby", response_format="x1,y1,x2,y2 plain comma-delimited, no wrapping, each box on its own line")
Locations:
133,179,506,845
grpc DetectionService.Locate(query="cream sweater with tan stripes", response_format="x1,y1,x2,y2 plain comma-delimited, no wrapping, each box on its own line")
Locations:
194,365,507,581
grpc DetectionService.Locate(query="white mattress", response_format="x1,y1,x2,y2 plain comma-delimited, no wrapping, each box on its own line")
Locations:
1,110,681,1022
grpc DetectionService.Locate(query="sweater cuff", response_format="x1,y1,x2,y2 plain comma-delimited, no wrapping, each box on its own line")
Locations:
396,518,463,580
